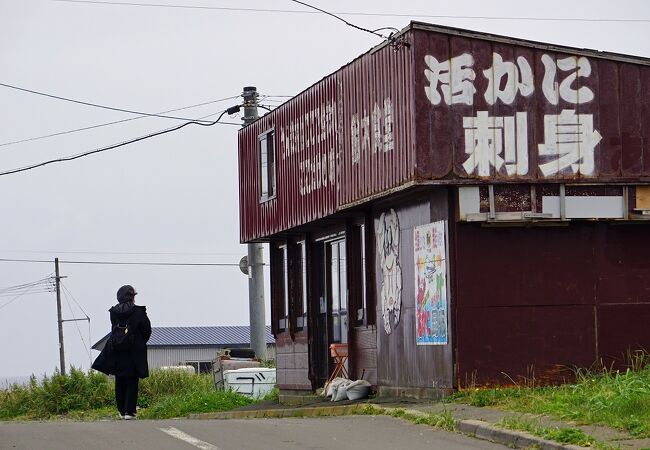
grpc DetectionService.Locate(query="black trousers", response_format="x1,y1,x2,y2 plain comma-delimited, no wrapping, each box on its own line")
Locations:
115,376,139,416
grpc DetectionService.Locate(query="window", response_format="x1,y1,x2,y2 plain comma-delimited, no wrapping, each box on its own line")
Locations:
357,224,367,325
259,131,276,201
329,239,348,343
296,241,308,328
279,244,289,331
185,361,212,374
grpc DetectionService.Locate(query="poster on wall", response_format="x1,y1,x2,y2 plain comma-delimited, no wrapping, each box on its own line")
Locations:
414,220,448,345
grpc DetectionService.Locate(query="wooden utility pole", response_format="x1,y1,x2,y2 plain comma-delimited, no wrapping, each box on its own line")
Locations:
55,258,66,376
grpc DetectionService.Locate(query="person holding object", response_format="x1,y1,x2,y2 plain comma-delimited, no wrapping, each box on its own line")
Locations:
92,284,151,420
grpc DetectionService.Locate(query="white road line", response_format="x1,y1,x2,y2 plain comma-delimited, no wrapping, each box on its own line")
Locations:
159,427,221,450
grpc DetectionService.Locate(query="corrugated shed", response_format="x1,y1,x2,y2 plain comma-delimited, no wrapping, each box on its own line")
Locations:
148,347,224,369
149,325,274,346
92,325,274,350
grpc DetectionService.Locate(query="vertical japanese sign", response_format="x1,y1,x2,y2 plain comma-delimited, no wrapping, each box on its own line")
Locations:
414,221,448,345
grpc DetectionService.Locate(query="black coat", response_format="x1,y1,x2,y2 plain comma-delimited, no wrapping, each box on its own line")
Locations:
92,303,152,378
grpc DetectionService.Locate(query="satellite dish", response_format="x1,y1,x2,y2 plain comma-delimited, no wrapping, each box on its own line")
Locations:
239,255,249,275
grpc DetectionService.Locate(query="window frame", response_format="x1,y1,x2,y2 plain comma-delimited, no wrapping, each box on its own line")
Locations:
184,361,212,374
296,240,308,329
278,243,289,331
258,129,277,202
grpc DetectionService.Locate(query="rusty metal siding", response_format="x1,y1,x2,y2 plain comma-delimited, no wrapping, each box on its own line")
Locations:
238,79,339,243
240,23,650,242
239,40,415,243
411,28,650,183
454,222,650,385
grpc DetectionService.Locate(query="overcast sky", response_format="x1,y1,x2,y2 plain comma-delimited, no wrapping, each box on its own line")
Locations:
1,0,648,379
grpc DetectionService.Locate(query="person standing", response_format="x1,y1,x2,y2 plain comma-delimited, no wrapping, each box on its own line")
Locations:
93,284,151,420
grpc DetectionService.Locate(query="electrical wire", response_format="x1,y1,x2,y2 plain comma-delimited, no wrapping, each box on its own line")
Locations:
288,0,389,39
0,258,243,267
0,289,54,298
0,250,242,256
0,108,236,176
0,96,240,148
51,0,650,23
0,276,55,293
0,273,55,308
0,82,228,124
61,285,92,364
0,291,31,310
61,284,93,365
60,283,91,321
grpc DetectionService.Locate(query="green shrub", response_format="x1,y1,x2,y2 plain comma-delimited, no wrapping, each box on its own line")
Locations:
0,368,113,419
0,368,254,421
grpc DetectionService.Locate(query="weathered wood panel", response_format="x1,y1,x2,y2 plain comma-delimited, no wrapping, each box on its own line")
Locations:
275,330,311,390
374,190,454,395
351,326,377,385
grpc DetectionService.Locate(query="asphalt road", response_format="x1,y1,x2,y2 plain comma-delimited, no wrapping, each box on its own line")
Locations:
0,416,507,450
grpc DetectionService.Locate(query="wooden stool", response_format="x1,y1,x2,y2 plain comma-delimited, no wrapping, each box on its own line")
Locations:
324,343,349,391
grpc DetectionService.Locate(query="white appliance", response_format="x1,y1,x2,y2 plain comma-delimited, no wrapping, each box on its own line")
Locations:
223,367,276,399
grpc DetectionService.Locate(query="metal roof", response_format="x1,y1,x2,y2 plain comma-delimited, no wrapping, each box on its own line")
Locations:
92,325,274,350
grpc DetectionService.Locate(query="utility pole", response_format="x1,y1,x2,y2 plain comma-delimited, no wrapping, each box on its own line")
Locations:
54,258,66,376
242,86,267,360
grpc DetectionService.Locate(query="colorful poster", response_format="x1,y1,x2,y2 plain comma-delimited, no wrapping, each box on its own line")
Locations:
414,221,448,345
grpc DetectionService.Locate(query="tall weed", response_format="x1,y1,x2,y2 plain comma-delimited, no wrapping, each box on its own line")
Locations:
0,368,254,420
452,351,650,437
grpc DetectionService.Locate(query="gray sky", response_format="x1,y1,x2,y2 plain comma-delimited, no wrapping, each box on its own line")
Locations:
1,0,648,378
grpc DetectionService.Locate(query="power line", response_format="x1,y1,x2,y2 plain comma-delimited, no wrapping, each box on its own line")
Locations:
288,0,392,39
0,291,31,310
0,108,236,176
0,250,243,256
0,258,243,267
0,289,53,298
60,283,90,320
0,273,55,309
0,276,54,293
61,284,92,364
0,96,241,148
51,0,650,23
0,82,228,124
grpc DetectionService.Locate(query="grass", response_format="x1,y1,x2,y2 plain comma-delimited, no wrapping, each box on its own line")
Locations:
498,415,610,448
450,351,650,438
346,405,456,432
0,367,255,421
387,407,456,431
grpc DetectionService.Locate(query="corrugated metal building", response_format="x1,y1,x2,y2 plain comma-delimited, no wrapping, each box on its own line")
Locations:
92,326,275,373
238,22,650,398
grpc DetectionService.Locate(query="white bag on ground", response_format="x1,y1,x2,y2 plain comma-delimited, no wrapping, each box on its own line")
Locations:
325,377,348,398
345,379,371,401
332,382,349,401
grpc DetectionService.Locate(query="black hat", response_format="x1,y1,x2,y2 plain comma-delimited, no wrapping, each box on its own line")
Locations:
116,285,137,303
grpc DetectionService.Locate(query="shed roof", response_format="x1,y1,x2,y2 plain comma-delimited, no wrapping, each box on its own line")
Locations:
92,325,274,350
